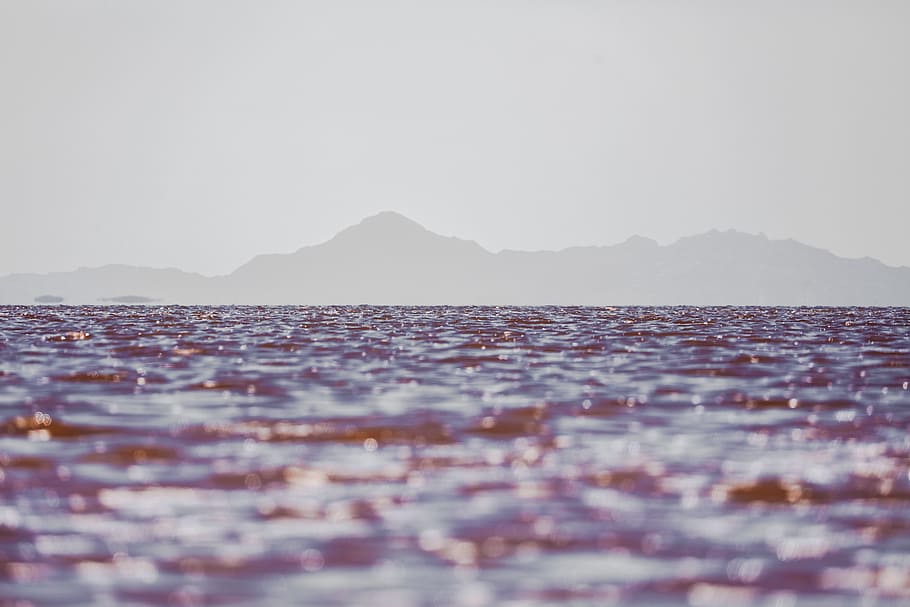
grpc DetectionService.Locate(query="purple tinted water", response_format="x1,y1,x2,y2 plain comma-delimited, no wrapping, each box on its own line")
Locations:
1,306,909,606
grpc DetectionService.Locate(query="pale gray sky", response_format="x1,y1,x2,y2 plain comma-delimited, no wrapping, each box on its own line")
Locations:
2,0,908,276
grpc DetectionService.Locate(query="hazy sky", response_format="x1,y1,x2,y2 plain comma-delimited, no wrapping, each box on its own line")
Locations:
2,0,908,276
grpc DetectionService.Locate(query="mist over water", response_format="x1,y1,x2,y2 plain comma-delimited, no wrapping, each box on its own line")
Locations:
1,306,909,606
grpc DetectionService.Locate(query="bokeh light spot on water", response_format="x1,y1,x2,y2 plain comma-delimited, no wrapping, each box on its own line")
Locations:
1,305,909,605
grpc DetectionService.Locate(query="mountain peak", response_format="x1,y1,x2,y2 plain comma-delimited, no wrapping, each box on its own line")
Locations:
358,211,425,230
321,211,489,259
329,211,430,241
621,235,659,248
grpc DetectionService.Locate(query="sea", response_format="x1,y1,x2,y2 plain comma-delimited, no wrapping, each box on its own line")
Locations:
1,306,908,606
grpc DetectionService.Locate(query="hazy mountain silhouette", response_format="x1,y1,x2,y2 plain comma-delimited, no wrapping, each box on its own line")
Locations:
0,265,209,305
2,211,909,305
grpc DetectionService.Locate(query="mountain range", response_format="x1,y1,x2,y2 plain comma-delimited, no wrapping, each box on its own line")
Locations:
2,211,908,305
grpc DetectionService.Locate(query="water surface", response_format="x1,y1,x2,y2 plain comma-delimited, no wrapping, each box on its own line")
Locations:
1,306,909,606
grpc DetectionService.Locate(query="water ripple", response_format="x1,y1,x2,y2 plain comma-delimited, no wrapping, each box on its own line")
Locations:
0,305,908,606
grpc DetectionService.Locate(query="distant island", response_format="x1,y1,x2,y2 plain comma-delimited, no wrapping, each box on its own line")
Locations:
2,212,909,305
33,294,64,304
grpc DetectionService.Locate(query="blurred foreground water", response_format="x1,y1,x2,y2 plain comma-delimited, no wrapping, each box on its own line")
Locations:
1,306,909,606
